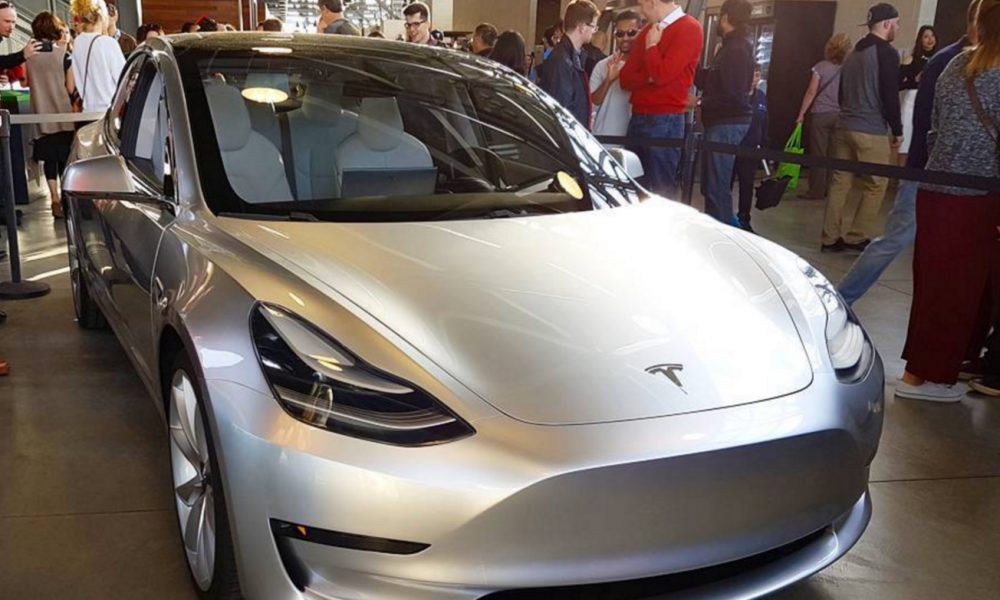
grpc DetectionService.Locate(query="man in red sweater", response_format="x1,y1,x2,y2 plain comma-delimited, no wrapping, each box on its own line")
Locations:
620,0,703,199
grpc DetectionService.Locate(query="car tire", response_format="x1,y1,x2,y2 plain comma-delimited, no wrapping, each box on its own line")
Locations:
165,352,243,600
70,263,106,329
66,221,106,330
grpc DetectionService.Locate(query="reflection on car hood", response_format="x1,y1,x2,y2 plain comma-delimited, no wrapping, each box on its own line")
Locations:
215,199,813,425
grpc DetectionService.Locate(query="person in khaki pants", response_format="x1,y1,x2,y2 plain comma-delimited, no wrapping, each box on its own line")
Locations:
823,129,894,249
821,3,903,252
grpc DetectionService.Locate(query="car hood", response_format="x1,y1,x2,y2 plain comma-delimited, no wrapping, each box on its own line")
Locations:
216,200,813,425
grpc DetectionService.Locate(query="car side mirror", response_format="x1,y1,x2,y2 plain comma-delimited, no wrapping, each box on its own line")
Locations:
608,148,644,180
63,155,174,210
62,155,136,197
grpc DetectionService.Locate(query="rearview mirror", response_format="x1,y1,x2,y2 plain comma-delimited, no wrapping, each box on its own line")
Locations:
608,148,644,180
62,155,136,197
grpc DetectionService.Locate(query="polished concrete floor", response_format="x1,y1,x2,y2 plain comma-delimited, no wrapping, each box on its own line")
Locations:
1,183,998,599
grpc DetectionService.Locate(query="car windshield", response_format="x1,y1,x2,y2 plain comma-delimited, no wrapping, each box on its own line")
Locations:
174,40,643,222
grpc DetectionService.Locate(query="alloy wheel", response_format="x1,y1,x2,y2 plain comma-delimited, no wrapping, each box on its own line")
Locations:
169,369,217,592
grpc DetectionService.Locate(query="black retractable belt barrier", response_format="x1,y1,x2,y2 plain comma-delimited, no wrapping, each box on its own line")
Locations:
596,134,1000,195
0,109,50,300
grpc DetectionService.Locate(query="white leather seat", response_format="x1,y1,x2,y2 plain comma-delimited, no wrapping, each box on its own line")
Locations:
204,84,292,204
336,97,436,197
286,90,358,200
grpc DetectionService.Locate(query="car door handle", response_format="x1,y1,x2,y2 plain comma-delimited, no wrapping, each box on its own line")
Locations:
153,276,168,310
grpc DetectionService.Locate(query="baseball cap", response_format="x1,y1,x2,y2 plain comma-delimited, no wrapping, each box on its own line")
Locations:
863,3,899,26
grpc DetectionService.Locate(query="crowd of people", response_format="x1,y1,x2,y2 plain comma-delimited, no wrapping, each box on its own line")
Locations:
0,0,998,405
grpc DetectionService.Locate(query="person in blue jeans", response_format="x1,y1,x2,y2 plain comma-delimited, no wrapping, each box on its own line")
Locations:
733,64,768,232
619,0,704,201
695,0,754,224
626,114,686,197
838,8,980,306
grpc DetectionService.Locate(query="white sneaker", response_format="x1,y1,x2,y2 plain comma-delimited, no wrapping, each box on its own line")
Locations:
894,381,965,403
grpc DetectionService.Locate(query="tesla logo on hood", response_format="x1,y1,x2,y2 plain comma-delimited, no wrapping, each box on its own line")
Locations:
646,364,687,394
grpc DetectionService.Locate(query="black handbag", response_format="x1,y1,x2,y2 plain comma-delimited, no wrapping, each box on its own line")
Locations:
755,175,792,210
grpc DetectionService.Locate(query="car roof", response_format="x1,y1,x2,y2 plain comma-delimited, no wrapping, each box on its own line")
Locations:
148,32,468,65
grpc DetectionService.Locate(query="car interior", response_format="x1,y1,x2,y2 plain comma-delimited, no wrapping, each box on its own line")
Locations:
198,60,580,208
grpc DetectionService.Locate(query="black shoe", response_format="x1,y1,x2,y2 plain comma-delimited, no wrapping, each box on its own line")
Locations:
738,219,755,234
959,358,986,381
821,239,846,253
969,377,1000,397
843,239,871,252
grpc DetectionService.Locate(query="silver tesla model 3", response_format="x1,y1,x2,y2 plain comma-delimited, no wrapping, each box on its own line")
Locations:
61,33,884,600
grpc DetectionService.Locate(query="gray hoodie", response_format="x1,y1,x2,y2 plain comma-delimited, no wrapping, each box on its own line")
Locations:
837,33,903,137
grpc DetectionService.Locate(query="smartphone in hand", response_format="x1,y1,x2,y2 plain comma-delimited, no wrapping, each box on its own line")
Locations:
40,40,53,52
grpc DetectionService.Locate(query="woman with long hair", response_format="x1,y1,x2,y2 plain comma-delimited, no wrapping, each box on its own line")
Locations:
897,0,1000,402
26,12,75,218
488,30,528,76
898,25,938,163
69,0,124,113
795,33,852,199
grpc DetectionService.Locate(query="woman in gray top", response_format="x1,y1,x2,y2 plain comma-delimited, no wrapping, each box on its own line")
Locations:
898,0,1000,403
795,33,852,199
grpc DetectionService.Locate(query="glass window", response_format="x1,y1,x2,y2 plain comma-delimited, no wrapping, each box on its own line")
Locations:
117,63,169,189
106,56,146,146
176,43,643,222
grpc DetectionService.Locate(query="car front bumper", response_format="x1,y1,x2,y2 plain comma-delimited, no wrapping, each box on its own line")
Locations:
203,354,883,600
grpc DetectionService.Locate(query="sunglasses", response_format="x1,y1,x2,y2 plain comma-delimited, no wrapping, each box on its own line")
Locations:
614,29,639,38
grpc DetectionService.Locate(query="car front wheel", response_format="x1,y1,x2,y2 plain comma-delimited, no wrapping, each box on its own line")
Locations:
166,353,242,600
66,222,105,330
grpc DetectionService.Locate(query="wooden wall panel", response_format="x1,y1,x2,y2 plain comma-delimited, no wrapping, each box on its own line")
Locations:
142,0,265,34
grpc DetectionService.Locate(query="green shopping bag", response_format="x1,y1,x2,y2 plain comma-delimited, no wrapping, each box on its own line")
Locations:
776,123,805,191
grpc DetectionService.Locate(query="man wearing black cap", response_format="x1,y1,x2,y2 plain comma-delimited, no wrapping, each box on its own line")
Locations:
821,3,902,254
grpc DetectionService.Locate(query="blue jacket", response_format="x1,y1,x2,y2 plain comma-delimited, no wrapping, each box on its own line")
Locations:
540,37,591,128
908,38,966,169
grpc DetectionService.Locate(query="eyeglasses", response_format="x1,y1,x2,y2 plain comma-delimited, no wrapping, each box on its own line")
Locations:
403,20,427,29
614,29,639,38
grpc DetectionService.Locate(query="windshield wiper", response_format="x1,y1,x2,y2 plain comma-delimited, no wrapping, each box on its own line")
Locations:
218,211,319,222
485,208,529,219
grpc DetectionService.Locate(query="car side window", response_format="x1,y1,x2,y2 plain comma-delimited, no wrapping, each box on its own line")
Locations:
107,56,146,146
118,63,170,191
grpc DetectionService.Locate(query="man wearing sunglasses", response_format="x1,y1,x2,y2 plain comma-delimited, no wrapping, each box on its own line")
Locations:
540,0,600,129
590,10,642,138
403,2,436,46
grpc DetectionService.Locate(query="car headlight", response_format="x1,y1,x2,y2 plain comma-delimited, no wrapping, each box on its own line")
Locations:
797,259,867,374
251,304,474,446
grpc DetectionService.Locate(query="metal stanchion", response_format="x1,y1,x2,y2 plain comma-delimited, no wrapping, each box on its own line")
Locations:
680,131,701,205
0,109,50,300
